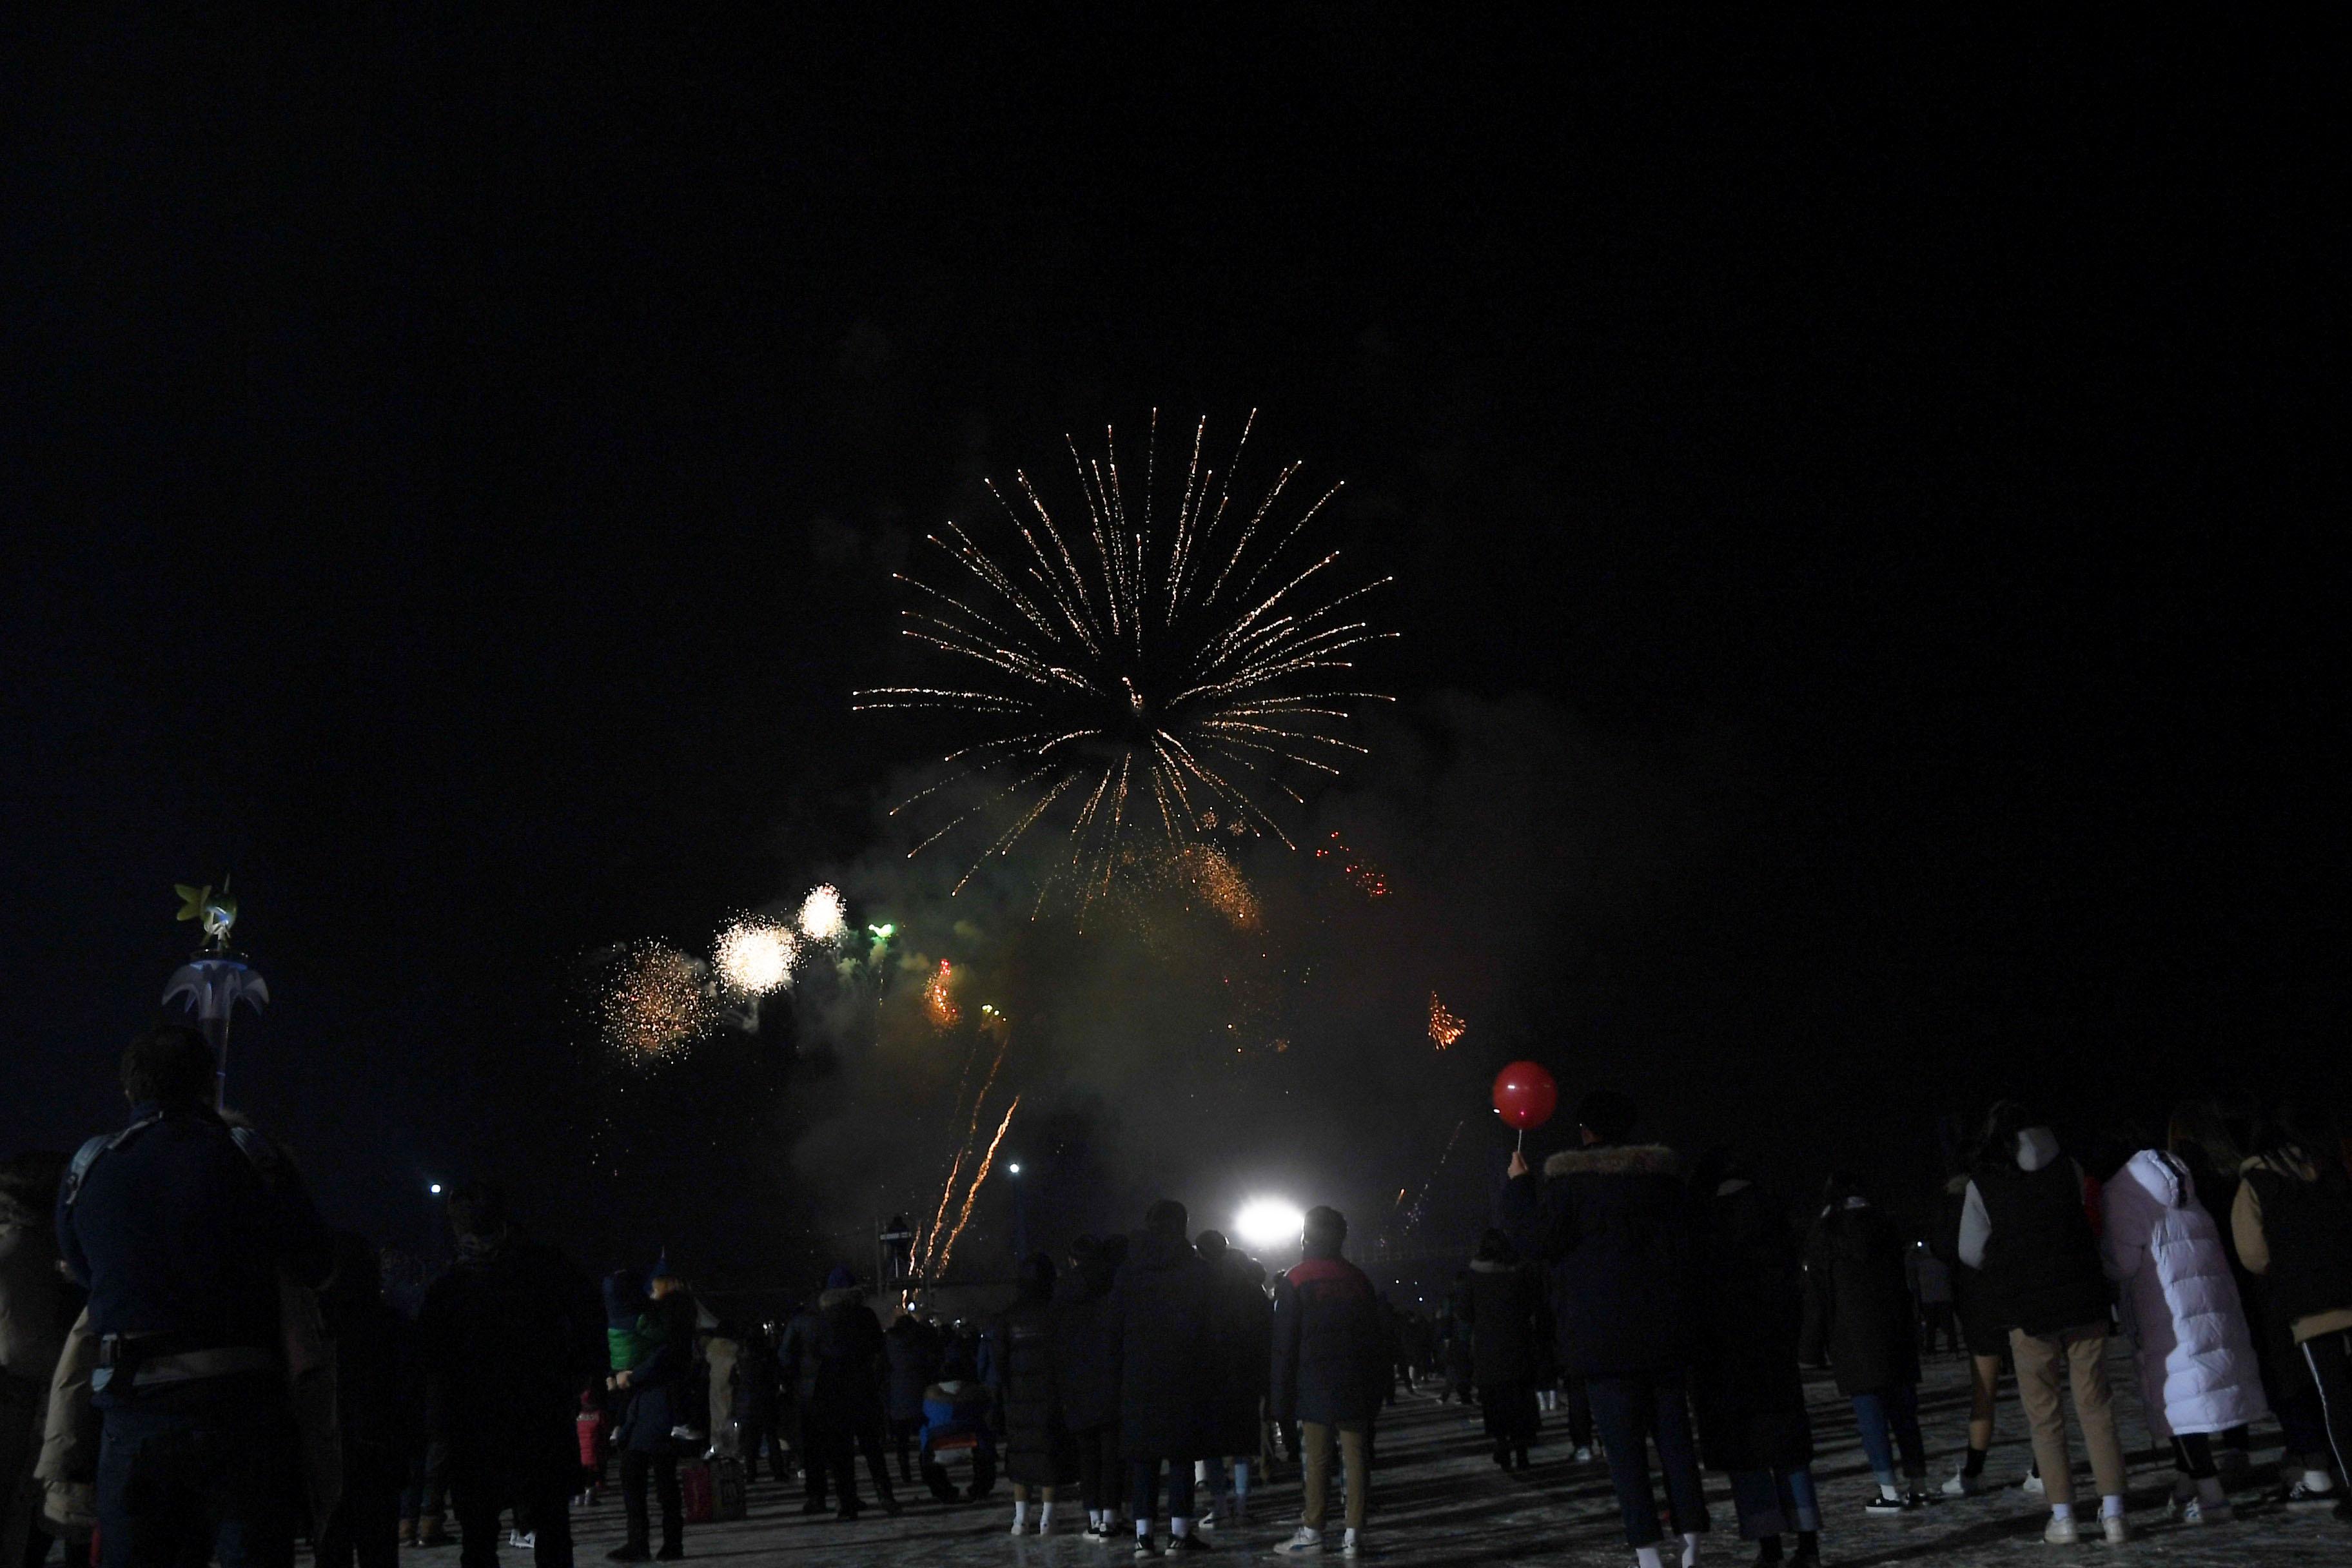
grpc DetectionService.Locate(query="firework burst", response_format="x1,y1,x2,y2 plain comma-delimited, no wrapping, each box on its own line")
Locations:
714,916,798,997
600,942,718,1057
858,411,1393,910
796,885,849,943
1428,990,1467,1050
923,959,961,1030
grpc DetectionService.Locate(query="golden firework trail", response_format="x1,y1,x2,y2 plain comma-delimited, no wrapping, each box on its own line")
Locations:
935,1095,1020,1279
857,411,1393,911
919,1035,1008,1276
1428,991,1467,1050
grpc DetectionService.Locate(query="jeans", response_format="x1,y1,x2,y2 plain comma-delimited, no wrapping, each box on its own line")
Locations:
1128,1458,1195,1529
1585,1370,1710,1548
1726,1465,1821,1540
1850,1384,1928,1486
1563,1375,1594,1451
1299,1422,1367,1533
97,1399,294,1568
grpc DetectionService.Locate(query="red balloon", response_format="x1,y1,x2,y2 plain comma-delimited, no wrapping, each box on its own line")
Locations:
1491,1061,1558,1131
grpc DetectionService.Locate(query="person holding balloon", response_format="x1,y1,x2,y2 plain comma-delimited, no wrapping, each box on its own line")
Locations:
1496,1070,1711,1568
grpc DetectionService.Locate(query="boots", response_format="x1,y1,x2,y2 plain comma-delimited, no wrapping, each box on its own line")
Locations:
398,1519,419,1549
416,1516,452,1549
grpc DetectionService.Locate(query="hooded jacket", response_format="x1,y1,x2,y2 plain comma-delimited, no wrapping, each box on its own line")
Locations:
2101,1149,2268,1437
1957,1126,2109,1337
415,1231,604,1482
780,1287,885,1428
1496,1142,1694,1377
882,1315,938,1424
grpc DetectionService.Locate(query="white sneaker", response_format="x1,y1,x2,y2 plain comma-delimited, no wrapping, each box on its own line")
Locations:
1573,1446,1594,1464
2021,1471,2046,1497
1941,1467,1982,1497
1274,1527,1325,1556
2101,1514,2129,1545
1196,1511,1218,1531
2172,1496,2229,1525
507,1532,534,1550
1340,1530,1362,1558
2043,1515,2079,1545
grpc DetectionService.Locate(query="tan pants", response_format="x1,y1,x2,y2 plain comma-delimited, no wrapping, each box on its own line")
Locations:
1300,1420,1367,1533
2010,1325,2128,1505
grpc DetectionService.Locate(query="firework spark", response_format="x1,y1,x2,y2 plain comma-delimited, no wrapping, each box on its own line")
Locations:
714,917,798,997
1176,844,1261,930
935,1095,1019,1279
797,885,848,943
1314,829,1389,897
923,959,961,1029
600,943,718,1057
857,411,1393,908
1428,990,1467,1050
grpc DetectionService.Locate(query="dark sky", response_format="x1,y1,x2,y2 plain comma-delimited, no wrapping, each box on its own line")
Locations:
5,13,2340,1277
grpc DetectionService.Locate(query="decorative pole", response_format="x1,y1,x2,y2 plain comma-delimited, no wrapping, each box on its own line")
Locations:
162,879,270,1107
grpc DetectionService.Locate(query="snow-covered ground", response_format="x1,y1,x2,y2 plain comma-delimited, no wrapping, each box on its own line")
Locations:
452,1345,2348,1565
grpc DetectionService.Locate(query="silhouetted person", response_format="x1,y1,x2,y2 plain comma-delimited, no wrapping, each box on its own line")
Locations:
1108,1201,1214,1554
415,1181,602,1568
56,1025,332,1568
1270,1206,1384,1559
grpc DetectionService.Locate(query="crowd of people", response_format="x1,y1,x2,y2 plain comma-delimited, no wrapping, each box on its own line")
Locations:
3,1023,2349,1568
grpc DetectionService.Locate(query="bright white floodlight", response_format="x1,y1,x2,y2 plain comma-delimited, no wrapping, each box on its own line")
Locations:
1233,1198,1307,1253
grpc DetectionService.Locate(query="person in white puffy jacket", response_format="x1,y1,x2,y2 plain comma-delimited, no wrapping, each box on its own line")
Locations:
2100,1148,2268,1524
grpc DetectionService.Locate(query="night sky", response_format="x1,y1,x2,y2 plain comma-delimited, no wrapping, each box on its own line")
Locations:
6,14,2340,1286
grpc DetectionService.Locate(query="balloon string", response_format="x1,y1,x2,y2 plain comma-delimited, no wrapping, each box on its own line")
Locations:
1516,1126,1525,1154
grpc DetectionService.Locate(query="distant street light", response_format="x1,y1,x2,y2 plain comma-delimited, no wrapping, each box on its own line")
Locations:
1008,1162,1023,1175
428,1182,443,1195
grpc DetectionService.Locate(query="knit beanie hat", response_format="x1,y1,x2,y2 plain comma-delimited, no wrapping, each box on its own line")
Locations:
823,1264,857,1291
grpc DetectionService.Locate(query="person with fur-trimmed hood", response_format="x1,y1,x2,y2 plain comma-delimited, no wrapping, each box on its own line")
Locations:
1500,1088,1709,1568
778,1268,898,1521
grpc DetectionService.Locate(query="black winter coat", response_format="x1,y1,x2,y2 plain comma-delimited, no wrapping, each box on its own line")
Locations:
1800,1203,1919,1396
614,1293,701,1455
883,1317,937,1424
1108,1231,1215,1460
780,1289,886,1430
1204,1254,1271,1456
1052,1257,1122,1432
416,1235,603,1491
1497,1143,1695,1377
1271,1253,1386,1427
990,1283,1077,1485
1459,1260,1542,1388
1689,1182,1811,1472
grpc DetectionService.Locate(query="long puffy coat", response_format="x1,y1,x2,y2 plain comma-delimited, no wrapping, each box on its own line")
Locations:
1204,1251,1270,1457
1800,1202,1919,1397
990,1280,1077,1485
1108,1231,1215,1460
1690,1181,1811,1473
2101,1150,2268,1438
1052,1253,1121,1433
1496,1143,1694,1377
